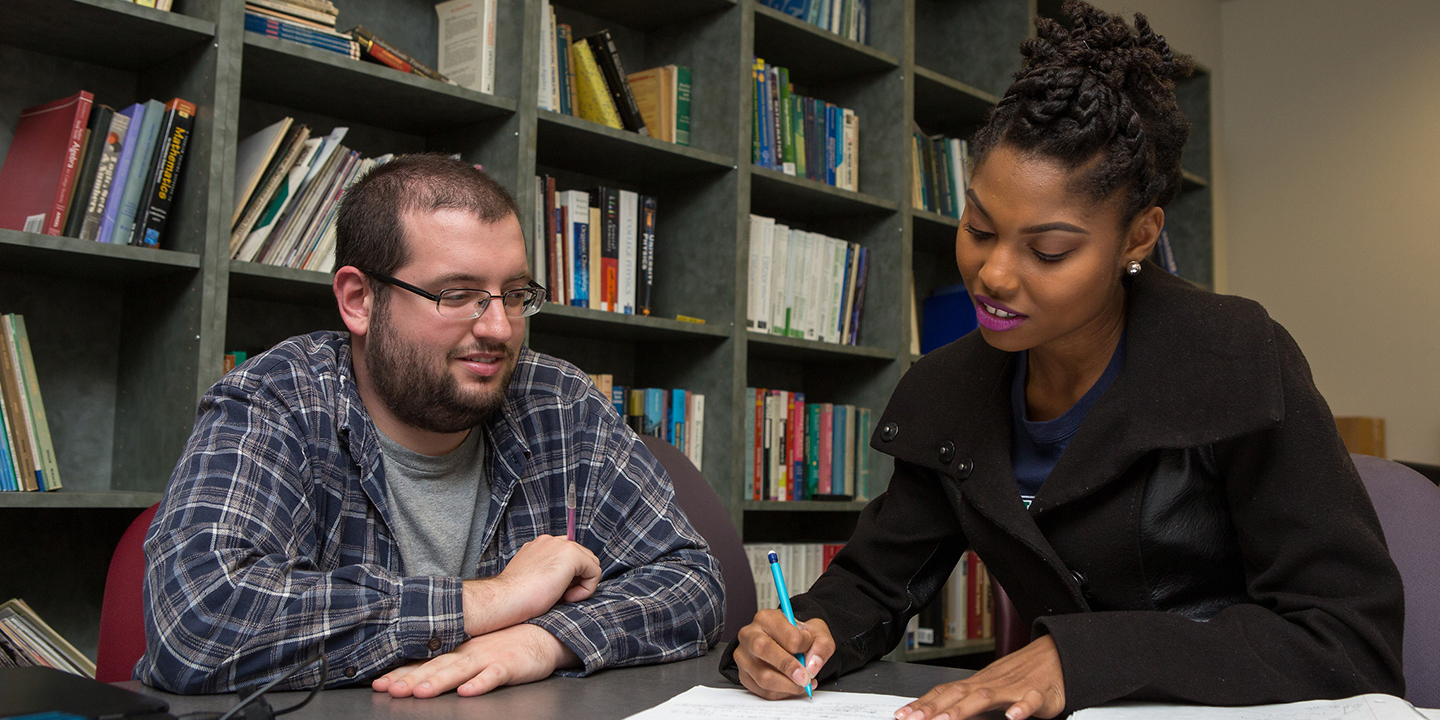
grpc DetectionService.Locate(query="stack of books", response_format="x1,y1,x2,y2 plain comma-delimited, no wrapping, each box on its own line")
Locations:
435,0,496,93
537,3,692,145
747,214,870,346
913,127,969,218
0,315,61,493
244,0,359,60
534,176,658,316
229,120,392,270
0,599,93,675
350,25,451,84
760,0,870,45
744,389,872,502
753,58,859,191
591,374,705,471
744,543,846,608
0,92,196,249
909,551,994,648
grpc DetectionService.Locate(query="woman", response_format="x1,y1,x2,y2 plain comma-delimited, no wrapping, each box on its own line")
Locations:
721,3,1404,718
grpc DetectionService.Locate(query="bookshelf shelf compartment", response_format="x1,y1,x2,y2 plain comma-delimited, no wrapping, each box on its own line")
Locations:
750,167,898,221
742,500,869,512
537,111,736,184
229,261,335,305
0,491,163,509
0,230,201,282
532,304,732,343
752,4,899,81
912,209,961,256
913,66,999,135
554,0,737,31
0,0,215,71
240,34,517,135
747,331,896,362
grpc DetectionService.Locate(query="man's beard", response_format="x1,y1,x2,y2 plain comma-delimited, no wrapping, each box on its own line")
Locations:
366,307,517,434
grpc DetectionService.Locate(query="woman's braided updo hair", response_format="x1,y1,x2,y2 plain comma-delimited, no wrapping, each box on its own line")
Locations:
971,0,1195,222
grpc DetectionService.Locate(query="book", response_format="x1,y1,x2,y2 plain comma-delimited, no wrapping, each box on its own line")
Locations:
5,316,60,491
556,23,574,115
563,190,590,307
134,97,197,248
537,1,556,110
571,39,623,130
109,99,166,246
244,13,359,57
627,65,675,143
436,0,497,92
95,103,148,245
675,65,692,146
687,393,704,471
588,204,601,309
582,30,648,135
0,91,94,235
0,599,95,676
230,123,311,256
597,186,619,312
231,117,293,229
62,105,113,238
246,0,337,26
637,195,657,315
618,189,638,314
350,25,448,83
0,323,38,491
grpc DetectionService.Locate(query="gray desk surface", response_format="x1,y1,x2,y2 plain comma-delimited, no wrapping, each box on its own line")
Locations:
119,650,985,720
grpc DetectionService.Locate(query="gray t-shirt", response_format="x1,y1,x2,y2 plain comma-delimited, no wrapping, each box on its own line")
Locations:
377,427,491,578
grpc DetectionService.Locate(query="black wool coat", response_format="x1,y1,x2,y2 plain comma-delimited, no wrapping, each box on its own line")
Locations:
722,264,1405,710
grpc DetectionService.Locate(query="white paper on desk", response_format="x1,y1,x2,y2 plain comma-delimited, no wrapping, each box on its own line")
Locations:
623,685,915,720
1071,693,1429,720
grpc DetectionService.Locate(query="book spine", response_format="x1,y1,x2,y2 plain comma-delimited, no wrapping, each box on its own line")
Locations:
556,24,573,114
674,65,691,146
354,32,414,74
770,66,785,172
0,378,16,490
61,128,97,238
818,403,833,494
601,187,619,312
538,2,554,109
778,68,795,175
753,388,764,501
571,40,624,129
849,246,869,345
569,192,589,307
11,317,60,490
785,391,798,500
481,0,497,92
751,59,763,165
80,112,132,242
135,99,196,248
97,104,146,244
587,31,649,135
806,402,821,499
637,195,656,315
587,205,601,309
618,190,638,314
757,62,773,169
830,404,846,495
0,318,39,490
355,25,445,80
46,93,95,236
670,388,686,450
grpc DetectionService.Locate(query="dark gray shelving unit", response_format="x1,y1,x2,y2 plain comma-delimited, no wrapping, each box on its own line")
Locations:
0,0,1213,664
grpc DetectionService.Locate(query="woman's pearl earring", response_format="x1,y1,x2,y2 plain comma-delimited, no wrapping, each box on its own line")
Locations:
1126,260,1142,275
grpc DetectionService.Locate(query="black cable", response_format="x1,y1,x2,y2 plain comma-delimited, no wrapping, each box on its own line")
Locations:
175,654,327,720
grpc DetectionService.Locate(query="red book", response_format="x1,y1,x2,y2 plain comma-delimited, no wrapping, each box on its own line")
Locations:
785,392,798,501
543,177,562,304
966,551,982,640
821,543,843,572
753,388,764,501
818,403,834,494
0,91,95,234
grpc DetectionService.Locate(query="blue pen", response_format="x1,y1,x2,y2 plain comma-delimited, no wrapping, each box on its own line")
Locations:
768,551,813,698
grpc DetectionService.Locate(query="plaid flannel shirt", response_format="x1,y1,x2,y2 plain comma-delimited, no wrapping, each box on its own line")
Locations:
138,332,724,693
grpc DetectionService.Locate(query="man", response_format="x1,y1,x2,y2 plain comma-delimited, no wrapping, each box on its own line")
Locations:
139,154,725,697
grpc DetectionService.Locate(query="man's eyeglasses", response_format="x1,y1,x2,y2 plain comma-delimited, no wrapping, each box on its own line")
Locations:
363,270,547,319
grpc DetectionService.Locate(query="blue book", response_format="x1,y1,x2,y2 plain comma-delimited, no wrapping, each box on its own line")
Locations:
570,211,589,307
112,99,165,246
642,388,665,438
831,404,847,494
96,103,147,244
757,64,774,169
849,246,869,345
670,388,686,449
780,0,809,17
920,283,979,354
836,243,854,338
245,14,354,53
791,391,805,498
611,385,626,418
0,392,16,491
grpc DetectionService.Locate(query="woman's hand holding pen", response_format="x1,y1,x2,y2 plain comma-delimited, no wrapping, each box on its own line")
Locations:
733,610,835,699
894,635,1066,720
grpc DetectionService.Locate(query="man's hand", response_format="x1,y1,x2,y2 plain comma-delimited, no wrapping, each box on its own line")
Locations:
371,623,580,698
461,534,601,636
893,635,1066,720
733,610,835,699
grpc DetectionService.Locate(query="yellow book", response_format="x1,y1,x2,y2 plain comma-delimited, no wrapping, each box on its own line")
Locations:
627,66,674,142
588,205,601,309
571,41,623,130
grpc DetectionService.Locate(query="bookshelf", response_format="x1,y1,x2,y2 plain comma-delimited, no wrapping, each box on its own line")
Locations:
0,0,1214,663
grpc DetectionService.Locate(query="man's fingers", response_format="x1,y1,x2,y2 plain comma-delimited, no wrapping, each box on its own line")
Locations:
457,663,510,697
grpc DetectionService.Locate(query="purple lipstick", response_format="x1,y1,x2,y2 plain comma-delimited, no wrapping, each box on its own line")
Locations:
974,294,1027,332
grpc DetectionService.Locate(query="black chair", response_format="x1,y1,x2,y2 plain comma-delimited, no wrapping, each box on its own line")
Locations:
638,435,757,643
1397,459,1440,487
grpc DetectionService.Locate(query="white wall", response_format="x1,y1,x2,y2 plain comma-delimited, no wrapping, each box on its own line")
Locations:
1220,0,1440,462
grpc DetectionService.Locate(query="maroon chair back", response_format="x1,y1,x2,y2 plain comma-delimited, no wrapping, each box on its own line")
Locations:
95,504,158,682
992,581,1031,658
1351,454,1440,707
638,435,757,642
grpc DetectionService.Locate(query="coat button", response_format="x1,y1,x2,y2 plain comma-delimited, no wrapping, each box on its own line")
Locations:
939,441,955,464
880,422,899,441
955,458,973,478
1071,570,1090,591
428,637,442,652
344,666,358,678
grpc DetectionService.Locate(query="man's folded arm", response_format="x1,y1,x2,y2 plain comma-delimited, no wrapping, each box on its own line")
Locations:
139,385,467,693
528,407,724,674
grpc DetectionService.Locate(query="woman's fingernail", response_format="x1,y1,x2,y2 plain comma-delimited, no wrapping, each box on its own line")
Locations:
806,655,822,673
934,714,950,720
895,708,911,720
792,669,809,686
1007,711,1022,720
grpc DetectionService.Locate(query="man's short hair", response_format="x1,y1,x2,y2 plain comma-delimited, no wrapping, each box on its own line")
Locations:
335,153,520,279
